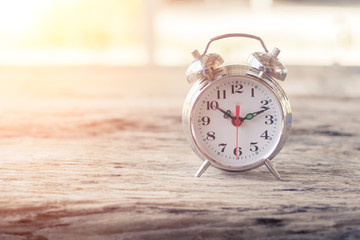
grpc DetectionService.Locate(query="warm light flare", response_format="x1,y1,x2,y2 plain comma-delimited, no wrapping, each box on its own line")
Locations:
0,0,144,66
0,0,50,36
0,0,359,66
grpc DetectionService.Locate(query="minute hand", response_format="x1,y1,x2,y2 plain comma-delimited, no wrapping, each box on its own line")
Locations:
243,107,270,121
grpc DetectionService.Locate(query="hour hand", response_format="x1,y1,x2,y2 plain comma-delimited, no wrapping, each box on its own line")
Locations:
243,107,270,120
210,103,235,120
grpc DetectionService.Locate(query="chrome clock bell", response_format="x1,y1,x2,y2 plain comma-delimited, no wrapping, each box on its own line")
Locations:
182,33,292,180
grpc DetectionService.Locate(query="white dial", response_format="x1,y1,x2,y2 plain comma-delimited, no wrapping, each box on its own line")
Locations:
191,75,283,170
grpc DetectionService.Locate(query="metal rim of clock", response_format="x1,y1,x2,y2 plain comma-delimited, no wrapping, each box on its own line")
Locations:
187,65,291,172
183,33,291,179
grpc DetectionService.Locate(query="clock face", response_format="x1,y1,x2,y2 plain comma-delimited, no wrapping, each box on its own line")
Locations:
190,76,284,170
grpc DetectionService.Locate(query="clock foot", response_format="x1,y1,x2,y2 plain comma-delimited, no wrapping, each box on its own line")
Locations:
195,160,211,177
264,159,282,180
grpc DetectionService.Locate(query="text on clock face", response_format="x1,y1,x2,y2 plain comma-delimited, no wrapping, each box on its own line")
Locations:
191,76,283,167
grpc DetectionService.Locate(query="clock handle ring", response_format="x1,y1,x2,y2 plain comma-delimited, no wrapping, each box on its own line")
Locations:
202,33,269,56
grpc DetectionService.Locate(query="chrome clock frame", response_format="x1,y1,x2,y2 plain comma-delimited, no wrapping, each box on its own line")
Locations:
182,33,291,180
182,65,292,179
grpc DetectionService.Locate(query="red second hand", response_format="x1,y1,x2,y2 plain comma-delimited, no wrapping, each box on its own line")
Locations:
236,105,240,160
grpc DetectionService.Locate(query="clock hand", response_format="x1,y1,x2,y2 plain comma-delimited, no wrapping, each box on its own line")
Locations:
210,103,235,120
231,105,242,127
243,107,270,121
235,105,240,160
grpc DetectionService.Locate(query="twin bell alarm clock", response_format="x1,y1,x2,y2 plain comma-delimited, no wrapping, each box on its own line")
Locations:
182,33,292,180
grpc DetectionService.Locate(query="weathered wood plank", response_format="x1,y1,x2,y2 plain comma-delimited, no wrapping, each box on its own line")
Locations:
0,67,359,240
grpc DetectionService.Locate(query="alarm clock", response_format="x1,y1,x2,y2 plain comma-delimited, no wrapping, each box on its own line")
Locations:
182,33,292,180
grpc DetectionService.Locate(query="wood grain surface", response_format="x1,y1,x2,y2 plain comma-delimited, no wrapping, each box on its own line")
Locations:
0,66,359,240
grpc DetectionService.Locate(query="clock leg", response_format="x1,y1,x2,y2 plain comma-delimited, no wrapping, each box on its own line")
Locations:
264,159,282,180
195,160,211,177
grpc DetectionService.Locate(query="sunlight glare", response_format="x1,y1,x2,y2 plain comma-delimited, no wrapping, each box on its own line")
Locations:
0,0,51,36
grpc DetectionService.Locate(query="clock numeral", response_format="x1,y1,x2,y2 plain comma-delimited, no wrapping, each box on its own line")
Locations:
265,115,274,125
231,84,244,94
206,131,216,141
251,88,255,97
217,90,226,99
201,116,211,126
261,100,269,109
218,143,227,153
260,130,269,140
250,142,259,152
233,147,242,157
206,101,218,110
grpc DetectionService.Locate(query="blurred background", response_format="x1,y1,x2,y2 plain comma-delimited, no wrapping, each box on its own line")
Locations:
0,0,359,98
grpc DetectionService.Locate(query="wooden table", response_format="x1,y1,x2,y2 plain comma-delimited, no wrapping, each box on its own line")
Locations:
0,66,359,239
